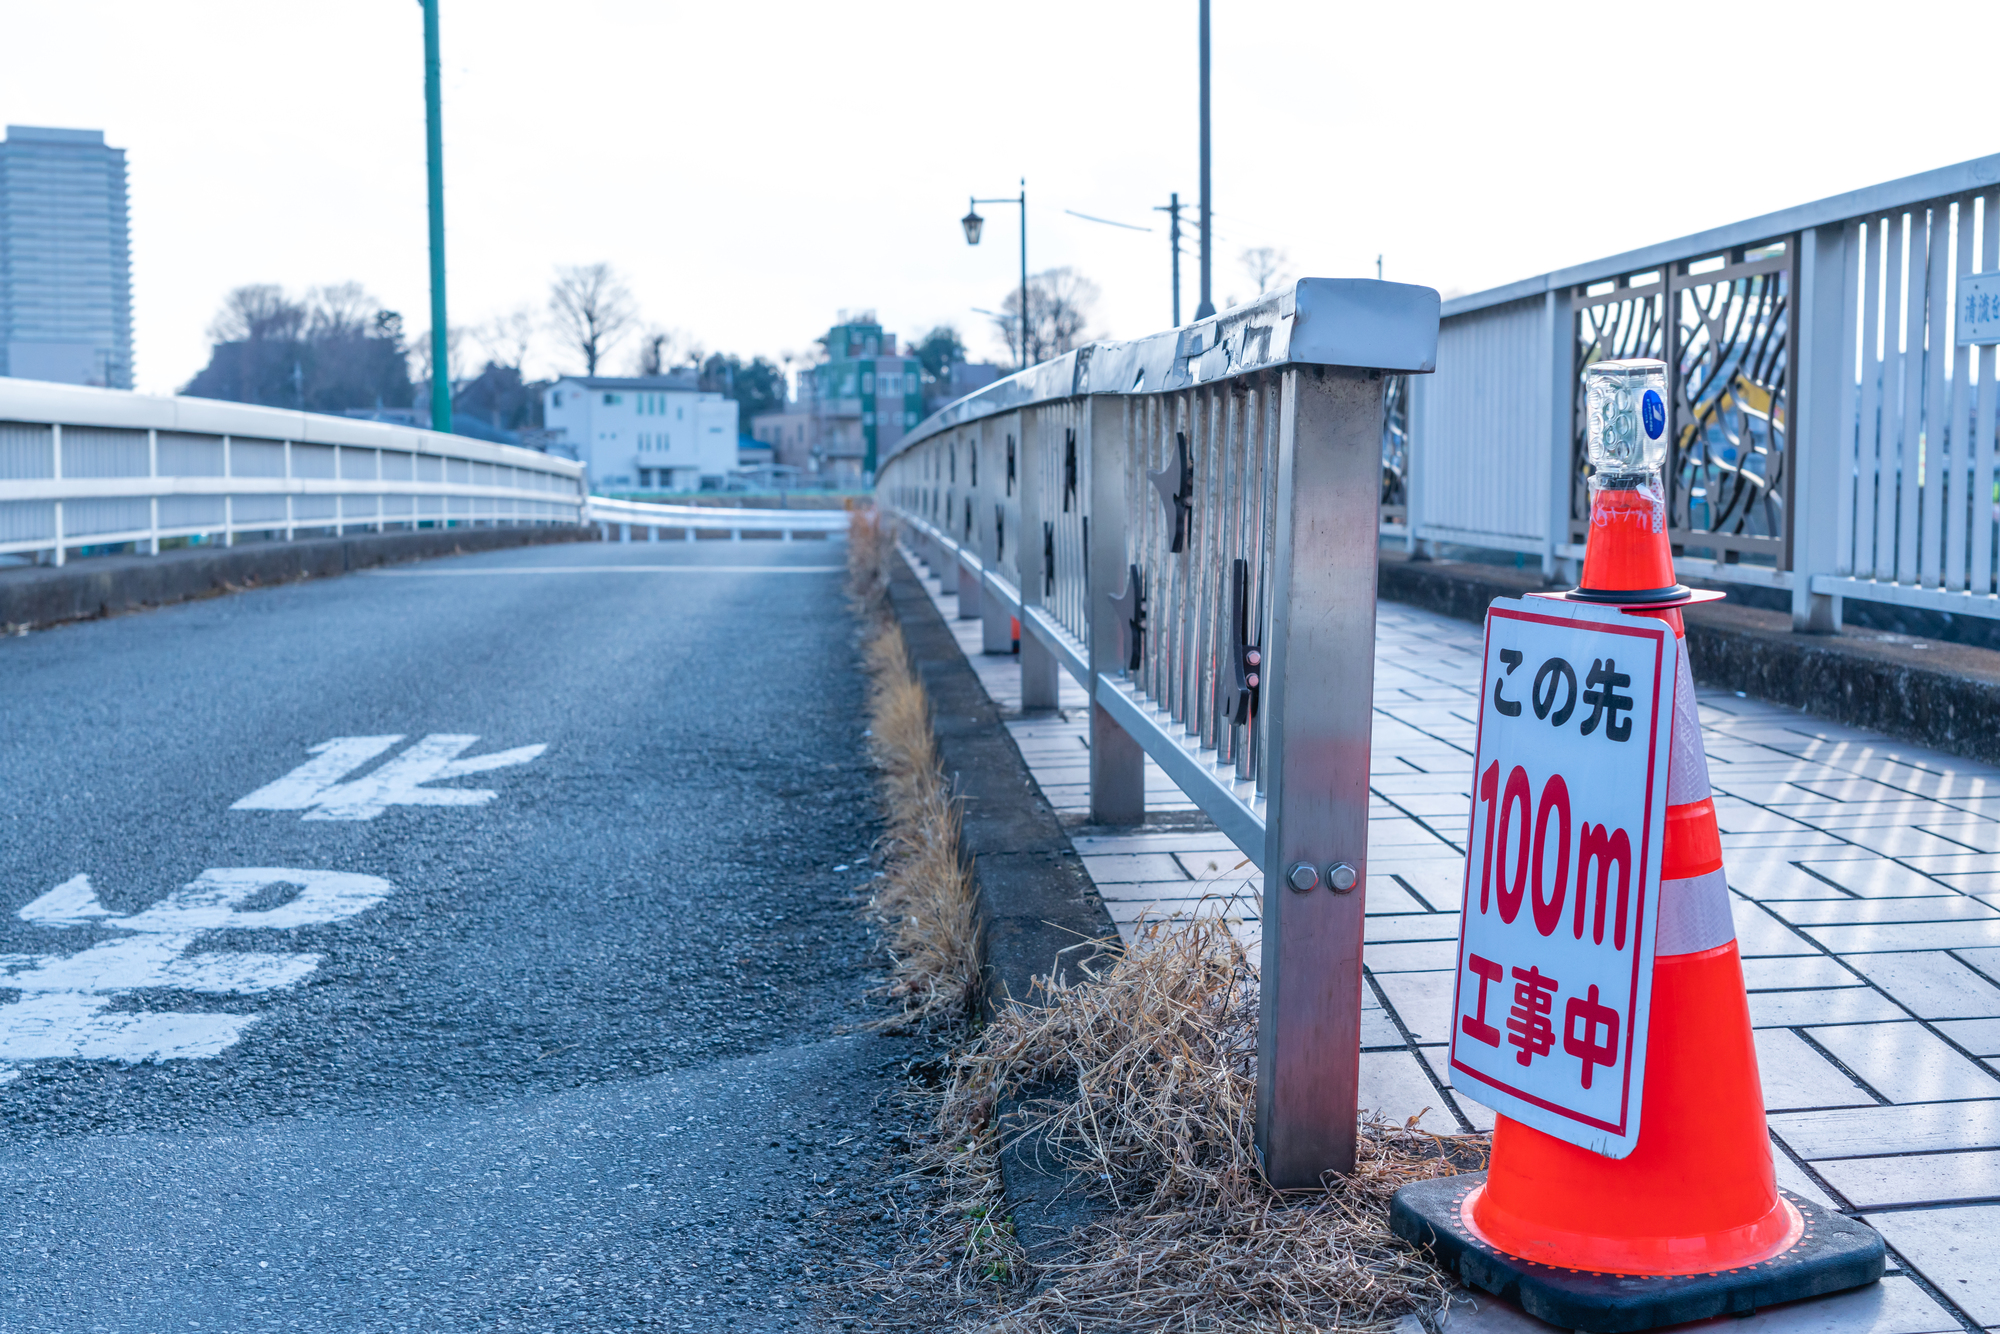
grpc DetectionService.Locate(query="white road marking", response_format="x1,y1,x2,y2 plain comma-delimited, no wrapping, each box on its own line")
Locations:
233,734,547,821
0,869,393,1074
363,565,844,575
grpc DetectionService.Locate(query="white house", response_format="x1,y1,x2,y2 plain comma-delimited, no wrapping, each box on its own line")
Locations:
542,372,738,492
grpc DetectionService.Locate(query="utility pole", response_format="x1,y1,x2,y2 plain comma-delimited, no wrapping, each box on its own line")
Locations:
1195,0,1214,320
421,0,451,435
1377,254,1383,281
1153,193,1184,327
1017,180,1028,371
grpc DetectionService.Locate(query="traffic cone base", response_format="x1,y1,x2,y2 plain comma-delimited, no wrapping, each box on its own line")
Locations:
1391,1176,1888,1334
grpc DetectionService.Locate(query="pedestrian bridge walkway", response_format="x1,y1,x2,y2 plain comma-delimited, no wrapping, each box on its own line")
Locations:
910,546,2000,1334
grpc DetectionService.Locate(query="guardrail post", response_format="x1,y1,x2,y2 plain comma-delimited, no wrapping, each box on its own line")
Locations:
1791,222,1851,633
1086,394,1145,824
1016,408,1062,709
956,554,980,619
1256,367,1383,1186
50,422,64,567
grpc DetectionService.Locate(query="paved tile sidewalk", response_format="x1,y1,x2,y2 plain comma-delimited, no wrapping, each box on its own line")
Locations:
905,549,1995,1332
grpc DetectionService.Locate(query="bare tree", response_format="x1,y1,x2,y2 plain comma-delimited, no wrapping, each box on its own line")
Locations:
992,266,1102,366
631,327,690,376
207,284,305,344
477,305,539,371
306,282,378,340
548,262,637,376
1240,246,1291,298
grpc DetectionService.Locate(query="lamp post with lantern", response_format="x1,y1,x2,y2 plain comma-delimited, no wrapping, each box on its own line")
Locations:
962,181,1029,370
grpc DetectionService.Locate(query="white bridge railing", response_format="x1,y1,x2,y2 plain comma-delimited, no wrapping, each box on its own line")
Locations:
875,277,1441,1188
1400,149,2000,631
584,494,850,541
0,381,586,565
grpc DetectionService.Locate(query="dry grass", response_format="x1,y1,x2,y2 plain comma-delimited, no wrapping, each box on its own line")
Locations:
838,502,1474,1331
859,913,1481,1333
848,504,984,1031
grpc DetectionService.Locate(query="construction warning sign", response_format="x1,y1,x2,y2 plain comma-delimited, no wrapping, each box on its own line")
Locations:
1449,596,1677,1158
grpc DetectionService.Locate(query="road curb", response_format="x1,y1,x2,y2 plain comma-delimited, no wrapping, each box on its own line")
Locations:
1380,550,2000,765
0,525,594,631
884,551,1117,1264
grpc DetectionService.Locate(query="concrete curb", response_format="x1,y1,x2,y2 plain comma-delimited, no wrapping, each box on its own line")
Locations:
0,526,594,631
1380,550,2000,765
883,552,1117,1265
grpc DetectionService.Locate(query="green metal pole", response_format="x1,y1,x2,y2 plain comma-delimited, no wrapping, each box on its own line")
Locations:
422,0,451,434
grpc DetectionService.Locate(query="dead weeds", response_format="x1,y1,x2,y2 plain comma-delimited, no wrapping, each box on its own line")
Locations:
838,505,1476,1331
849,505,983,1031
855,913,1480,1332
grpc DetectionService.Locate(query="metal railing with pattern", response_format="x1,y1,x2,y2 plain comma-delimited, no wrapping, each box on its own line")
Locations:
877,277,1441,1186
1404,150,2000,631
0,380,586,564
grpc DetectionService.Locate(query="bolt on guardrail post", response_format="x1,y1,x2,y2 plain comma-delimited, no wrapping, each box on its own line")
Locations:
1086,394,1145,825
1016,407,1062,710
1256,367,1384,1186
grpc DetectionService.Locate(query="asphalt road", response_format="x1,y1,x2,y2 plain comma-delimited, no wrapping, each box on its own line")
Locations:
0,538,900,1332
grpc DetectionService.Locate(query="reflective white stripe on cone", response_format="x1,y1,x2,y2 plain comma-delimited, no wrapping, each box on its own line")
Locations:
1658,644,1736,956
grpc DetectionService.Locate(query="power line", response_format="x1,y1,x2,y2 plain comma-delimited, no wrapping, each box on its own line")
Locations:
1064,208,1152,233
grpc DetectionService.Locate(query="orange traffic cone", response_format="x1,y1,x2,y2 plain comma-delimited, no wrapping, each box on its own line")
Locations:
1391,360,1882,1331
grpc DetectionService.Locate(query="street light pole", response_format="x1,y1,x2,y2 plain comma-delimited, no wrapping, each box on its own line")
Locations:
421,0,451,435
1195,0,1213,320
962,183,1030,370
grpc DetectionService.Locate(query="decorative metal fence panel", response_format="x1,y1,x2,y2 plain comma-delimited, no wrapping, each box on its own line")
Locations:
1570,245,1793,569
1408,150,2000,622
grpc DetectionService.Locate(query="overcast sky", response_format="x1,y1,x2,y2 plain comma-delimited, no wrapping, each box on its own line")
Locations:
4,0,1998,395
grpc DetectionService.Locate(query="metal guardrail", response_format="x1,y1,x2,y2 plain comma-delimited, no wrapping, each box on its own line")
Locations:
0,380,586,565
1404,149,2000,632
584,495,850,540
876,277,1441,1186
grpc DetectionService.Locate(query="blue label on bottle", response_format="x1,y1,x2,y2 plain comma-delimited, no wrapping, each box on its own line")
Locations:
1642,389,1665,440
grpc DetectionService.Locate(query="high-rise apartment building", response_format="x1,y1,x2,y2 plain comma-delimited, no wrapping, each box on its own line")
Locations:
0,126,133,389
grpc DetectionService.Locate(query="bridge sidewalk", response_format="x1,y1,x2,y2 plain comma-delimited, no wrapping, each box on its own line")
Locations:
905,548,1995,1334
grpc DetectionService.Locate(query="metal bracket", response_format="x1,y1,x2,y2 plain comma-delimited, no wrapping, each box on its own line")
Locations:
1062,428,1077,512
1220,557,1263,725
1043,522,1055,596
1109,563,1145,671
1149,430,1194,553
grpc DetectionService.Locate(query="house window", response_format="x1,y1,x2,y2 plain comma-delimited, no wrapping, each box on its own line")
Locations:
552,391,563,408
604,393,622,405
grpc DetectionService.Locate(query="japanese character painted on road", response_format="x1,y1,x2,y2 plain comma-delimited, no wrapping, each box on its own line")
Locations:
1506,965,1560,1066
1579,658,1635,741
1563,984,1622,1089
